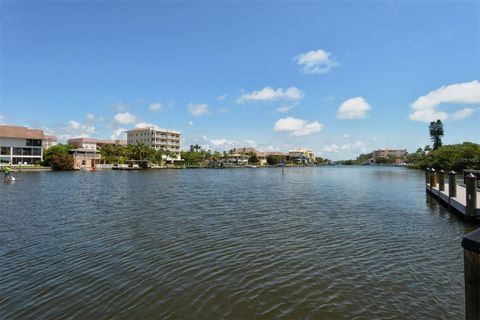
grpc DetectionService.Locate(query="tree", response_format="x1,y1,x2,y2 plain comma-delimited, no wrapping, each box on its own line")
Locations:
429,120,444,150
50,154,74,171
43,144,72,167
248,153,260,164
99,144,115,164
266,155,284,166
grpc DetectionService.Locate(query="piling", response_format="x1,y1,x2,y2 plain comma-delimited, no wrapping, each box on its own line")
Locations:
462,229,480,320
425,168,430,185
438,170,445,192
466,173,478,220
429,168,437,192
449,171,457,198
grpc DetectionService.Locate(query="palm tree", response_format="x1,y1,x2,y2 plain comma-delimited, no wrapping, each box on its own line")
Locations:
99,144,114,164
429,120,444,150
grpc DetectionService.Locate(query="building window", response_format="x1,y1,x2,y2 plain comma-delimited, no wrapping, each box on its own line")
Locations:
26,139,42,147
81,160,86,165
23,148,32,155
0,147,10,155
32,148,42,156
13,148,23,155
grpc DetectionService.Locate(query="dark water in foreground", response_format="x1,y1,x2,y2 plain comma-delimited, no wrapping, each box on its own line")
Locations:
0,166,475,319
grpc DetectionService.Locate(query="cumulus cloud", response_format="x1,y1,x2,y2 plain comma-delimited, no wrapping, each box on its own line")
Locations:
237,87,304,103
275,105,297,113
114,112,137,124
321,141,366,154
135,122,159,129
273,117,323,136
149,103,162,111
219,107,230,113
199,135,257,150
409,80,480,122
217,94,227,101
55,120,96,141
322,144,339,153
188,103,209,116
337,97,371,119
110,128,127,140
451,108,475,120
293,49,339,74
0,113,5,124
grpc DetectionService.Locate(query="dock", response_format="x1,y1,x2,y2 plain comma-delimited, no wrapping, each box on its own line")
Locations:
425,168,479,220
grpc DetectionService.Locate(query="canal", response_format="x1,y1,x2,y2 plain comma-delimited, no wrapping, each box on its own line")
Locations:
0,166,474,319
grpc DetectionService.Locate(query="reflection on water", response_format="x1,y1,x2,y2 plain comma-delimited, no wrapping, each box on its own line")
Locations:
0,166,470,319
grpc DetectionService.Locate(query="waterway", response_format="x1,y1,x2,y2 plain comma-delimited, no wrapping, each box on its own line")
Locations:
0,166,474,319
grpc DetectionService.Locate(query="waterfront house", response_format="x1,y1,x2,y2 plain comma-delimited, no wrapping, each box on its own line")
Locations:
0,125,45,165
67,138,126,169
288,148,316,164
126,127,181,162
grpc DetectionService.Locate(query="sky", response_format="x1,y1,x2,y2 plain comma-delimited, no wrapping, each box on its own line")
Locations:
0,1,479,160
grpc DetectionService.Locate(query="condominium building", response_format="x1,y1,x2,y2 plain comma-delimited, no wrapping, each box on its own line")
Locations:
126,127,181,161
372,149,408,163
43,135,58,149
0,125,45,165
66,138,126,169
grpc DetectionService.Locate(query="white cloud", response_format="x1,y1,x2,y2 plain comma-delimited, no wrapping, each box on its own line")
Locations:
135,122,159,129
409,80,480,122
86,113,103,122
322,144,339,153
210,138,228,147
337,97,371,119
0,114,5,124
114,112,137,124
321,141,366,154
188,103,209,116
273,117,323,136
110,128,127,140
55,120,96,141
217,94,227,101
275,105,297,113
149,103,162,111
188,120,194,126
451,108,475,120
219,107,230,113
293,49,339,75
343,134,350,138
237,87,304,103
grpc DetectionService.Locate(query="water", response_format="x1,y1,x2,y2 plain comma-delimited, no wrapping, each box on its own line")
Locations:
0,166,475,319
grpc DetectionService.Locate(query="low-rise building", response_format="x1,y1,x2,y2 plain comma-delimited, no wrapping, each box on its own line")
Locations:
67,138,127,150
372,149,408,164
69,148,102,169
126,127,181,161
0,125,45,165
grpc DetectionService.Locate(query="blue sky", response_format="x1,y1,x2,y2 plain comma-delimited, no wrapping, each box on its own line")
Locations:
1,1,479,160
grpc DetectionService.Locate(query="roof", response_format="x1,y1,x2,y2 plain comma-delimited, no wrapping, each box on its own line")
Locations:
126,127,181,134
67,137,127,145
0,125,45,140
44,135,57,141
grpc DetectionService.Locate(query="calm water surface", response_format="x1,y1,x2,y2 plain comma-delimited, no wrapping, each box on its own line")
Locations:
0,166,475,319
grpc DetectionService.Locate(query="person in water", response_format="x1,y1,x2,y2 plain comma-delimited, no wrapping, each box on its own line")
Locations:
3,165,13,181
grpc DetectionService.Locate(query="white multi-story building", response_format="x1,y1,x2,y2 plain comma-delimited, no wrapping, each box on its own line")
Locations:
0,125,45,165
43,135,58,149
288,148,316,163
126,127,181,161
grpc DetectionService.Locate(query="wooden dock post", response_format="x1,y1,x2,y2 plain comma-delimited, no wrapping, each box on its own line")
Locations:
449,170,457,198
438,170,445,191
429,168,437,193
462,229,480,320
425,168,430,185
466,173,478,220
